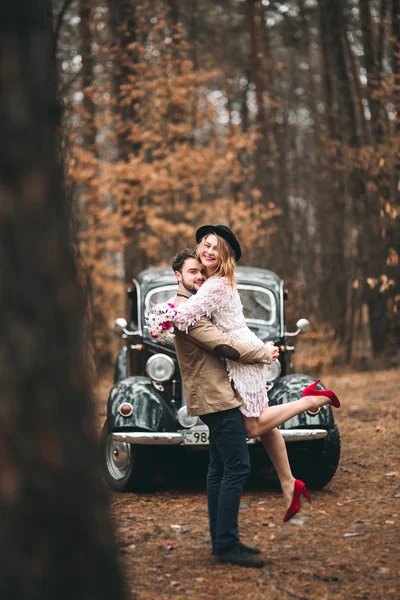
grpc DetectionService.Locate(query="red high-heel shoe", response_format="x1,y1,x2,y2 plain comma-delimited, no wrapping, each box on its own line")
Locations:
283,479,310,522
302,379,341,408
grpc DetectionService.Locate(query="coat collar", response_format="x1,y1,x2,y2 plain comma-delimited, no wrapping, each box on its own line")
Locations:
176,288,194,300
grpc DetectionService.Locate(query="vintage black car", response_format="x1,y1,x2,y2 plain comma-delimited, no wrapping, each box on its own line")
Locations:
101,266,340,492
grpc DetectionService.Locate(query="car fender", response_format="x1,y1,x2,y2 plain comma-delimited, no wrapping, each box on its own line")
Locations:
268,374,335,429
107,376,176,432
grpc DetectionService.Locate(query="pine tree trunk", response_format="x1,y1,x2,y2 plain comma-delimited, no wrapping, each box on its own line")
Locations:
317,0,349,342
358,0,392,355
0,3,125,598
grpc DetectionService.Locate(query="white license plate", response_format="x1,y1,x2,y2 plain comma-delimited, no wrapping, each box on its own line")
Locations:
183,430,209,445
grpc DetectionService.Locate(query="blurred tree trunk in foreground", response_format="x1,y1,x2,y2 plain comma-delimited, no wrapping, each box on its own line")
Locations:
0,3,124,599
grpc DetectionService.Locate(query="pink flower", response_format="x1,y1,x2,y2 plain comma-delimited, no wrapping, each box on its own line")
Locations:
150,332,159,339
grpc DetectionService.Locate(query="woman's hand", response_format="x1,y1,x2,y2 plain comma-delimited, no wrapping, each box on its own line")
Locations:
264,341,279,363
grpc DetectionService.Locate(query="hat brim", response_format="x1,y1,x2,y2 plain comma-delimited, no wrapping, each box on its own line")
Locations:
195,225,241,262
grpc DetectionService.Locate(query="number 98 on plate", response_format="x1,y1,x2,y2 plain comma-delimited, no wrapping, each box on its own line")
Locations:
183,430,209,445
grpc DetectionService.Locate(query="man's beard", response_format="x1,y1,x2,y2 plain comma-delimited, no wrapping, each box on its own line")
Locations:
181,276,201,294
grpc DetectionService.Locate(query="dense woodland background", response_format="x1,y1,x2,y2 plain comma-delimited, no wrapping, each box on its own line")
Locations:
54,0,400,367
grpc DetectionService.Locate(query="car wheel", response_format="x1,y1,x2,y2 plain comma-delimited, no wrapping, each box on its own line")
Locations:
100,422,151,492
286,424,341,490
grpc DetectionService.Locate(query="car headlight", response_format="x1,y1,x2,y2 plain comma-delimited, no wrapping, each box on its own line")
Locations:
177,406,198,428
146,354,175,382
266,359,281,382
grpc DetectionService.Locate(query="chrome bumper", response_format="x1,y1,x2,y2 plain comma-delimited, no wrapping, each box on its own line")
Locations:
111,428,328,446
277,429,328,442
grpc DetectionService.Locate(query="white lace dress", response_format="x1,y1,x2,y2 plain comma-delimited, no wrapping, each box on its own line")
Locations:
174,276,269,417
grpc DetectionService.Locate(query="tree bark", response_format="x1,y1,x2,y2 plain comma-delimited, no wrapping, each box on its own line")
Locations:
317,0,349,342
247,0,266,133
53,0,75,56
0,3,124,598
358,0,393,353
391,0,400,131
247,0,280,266
359,0,385,139
106,0,140,156
79,0,96,147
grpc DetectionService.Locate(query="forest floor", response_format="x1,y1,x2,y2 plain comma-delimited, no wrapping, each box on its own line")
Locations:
98,367,400,600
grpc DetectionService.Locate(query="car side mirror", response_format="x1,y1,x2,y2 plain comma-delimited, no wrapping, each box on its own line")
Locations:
296,318,310,333
285,318,310,337
115,318,128,331
114,317,140,338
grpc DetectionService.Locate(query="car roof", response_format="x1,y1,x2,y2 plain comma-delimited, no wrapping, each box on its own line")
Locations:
134,266,282,294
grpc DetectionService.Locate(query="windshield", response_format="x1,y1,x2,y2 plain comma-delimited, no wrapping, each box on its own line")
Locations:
145,286,178,315
238,285,276,324
145,284,276,325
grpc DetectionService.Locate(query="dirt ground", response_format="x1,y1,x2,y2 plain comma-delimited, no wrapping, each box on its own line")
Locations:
100,367,400,600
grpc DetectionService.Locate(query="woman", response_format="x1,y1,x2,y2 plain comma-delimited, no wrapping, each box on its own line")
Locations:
173,225,340,521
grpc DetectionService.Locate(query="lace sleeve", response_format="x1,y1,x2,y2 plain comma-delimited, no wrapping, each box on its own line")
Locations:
174,277,228,332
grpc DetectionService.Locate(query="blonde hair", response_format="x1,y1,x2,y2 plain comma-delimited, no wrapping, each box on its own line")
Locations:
196,233,237,285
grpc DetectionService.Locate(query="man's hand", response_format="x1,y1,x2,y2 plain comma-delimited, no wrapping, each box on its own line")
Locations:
264,341,279,363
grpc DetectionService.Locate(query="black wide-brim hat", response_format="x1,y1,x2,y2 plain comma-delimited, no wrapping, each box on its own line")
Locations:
195,224,242,262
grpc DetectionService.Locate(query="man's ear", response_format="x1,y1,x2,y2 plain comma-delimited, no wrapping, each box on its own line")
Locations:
174,270,182,282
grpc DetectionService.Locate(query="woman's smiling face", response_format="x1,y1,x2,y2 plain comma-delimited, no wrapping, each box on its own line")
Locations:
200,234,220,274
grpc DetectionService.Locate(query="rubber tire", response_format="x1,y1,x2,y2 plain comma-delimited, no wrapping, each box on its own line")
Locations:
286,424,341,490
100,422,151,492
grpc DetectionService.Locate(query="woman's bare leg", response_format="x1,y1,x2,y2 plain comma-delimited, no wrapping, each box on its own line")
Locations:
244,394,330,439
260,428,295,509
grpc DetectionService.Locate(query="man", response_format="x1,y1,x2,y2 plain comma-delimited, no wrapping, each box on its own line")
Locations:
172,248,278,568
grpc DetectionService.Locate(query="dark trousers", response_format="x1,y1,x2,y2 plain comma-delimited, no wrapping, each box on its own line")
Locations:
201,407,251,553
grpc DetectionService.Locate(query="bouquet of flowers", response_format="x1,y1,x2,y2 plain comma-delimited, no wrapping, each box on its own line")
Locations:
146,301,178,344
